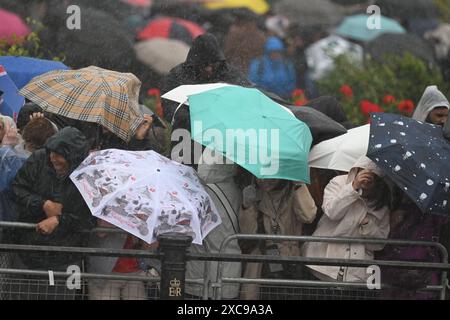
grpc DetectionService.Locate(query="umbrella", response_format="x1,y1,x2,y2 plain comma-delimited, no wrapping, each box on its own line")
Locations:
134,38,190,75
367,113,450,215
308,124,369,172
335,14,406,42
0,56,69,90
162,83,295,121
305,34,363,81
137,17,205,45
70,149,222,244
365,33,437,65
273,0,343,29
187,86,313,182
287,105,347,146
0,9,30,44
374,0,438,20
203,0,269,15
0,65,24,120
19,66,144,142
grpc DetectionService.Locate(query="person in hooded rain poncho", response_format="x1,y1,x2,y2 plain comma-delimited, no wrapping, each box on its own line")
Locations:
412,85,449,126
161,33,251,123
248,36,297,100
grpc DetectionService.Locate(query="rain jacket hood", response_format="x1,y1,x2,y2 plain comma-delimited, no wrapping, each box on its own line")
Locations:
412,85,450,122
264,36,285,53
347,156,384,184
45,127,89,175
185,33,226,68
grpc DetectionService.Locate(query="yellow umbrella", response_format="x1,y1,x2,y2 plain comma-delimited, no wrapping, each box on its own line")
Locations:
204,0,269,15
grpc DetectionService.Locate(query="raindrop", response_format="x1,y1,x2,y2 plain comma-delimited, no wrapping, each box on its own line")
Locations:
379,123,386,127
394,121,404,126
390,139,397,143
444,200,448,207
444,183,450,192
375,158,379,162
427,179,434,186
404,187,408,191
420,163,426,169
394,165,401,172
375,144,382,148
419,193,427,201
400,132,406,136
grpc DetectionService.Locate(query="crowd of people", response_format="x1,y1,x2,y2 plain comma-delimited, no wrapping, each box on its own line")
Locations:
0,0,450,301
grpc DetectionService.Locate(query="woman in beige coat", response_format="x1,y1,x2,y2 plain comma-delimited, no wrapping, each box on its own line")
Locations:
239,178,317,299
302,156,392,283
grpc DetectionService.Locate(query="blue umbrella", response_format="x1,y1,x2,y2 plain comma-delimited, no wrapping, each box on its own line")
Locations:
0,65,24,120
0,56,69,89
367,113,450,216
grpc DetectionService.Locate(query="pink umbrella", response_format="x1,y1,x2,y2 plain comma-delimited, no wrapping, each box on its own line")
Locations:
121,0,152,7
0,9,31,44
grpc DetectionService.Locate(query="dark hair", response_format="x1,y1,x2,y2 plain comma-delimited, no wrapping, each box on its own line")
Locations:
16,102,43,132
362,175,394,211
22,118,57,150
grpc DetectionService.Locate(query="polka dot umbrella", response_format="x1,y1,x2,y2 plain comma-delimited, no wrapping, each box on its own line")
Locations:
367,113,450,216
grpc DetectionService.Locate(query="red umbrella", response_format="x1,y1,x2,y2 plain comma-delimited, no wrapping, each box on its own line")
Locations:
0,9,31,44
137,17,205,45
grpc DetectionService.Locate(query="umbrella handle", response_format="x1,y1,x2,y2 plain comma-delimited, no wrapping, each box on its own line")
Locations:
171,99,188,126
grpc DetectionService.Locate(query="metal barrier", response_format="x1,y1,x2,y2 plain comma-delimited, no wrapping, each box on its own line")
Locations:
214,234,450,300
2,221,450,300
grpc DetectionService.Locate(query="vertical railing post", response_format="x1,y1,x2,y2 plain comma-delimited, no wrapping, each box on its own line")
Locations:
158,233,192,300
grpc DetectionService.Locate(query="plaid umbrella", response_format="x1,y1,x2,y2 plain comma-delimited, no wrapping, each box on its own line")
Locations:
19,66,144,142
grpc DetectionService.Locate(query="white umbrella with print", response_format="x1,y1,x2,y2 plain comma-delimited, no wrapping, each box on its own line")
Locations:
70,149,222,244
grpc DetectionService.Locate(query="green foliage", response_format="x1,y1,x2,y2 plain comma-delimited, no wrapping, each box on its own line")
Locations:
434,0,450,22
318,53,450,125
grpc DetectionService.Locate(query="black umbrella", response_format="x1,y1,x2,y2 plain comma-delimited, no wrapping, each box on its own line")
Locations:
365,33,437,65
367,113,450,215
287,105,347,146
39,4,161,90
374,0,439,20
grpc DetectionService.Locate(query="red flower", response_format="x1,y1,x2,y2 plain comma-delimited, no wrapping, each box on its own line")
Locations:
383,95,396,105
360,100,384,115
340,84,353,98
397,100,415,114
294,98,308,106
292,89,305,97
147,88,161,96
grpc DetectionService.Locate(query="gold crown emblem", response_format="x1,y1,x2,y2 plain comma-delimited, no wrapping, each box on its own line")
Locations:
170,278,181,287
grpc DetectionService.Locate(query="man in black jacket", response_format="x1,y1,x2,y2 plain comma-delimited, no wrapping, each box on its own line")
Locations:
11,127,95,272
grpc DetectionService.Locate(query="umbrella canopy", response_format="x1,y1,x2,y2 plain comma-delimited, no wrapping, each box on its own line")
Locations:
203,0,269,15
0,65,24,120
365,33,437,65
335,14,406,42
188,86,313,182
0,56,69,90
308,124,369,172
287,105,347,146
71,149,221,244
137,17,205,45
19,66,144,142
134,38,190,75
367,113,450,215
375,0,438,20
273,0,343,29
0,9,30,44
